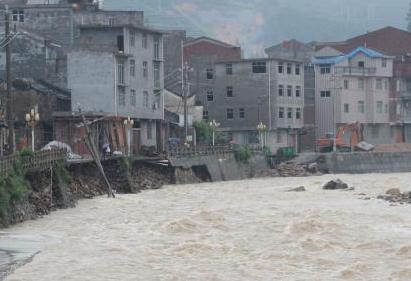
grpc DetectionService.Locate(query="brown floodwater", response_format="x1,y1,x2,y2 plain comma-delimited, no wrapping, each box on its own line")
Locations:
3,173,411,281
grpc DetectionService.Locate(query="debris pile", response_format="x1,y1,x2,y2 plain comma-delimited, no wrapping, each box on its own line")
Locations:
377,188,411,204
276,162,321,177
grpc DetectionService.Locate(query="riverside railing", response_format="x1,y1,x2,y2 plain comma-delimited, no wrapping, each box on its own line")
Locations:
0,149,67,177
167,144,262,158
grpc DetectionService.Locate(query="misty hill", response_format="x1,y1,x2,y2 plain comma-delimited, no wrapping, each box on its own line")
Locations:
103,0,410,56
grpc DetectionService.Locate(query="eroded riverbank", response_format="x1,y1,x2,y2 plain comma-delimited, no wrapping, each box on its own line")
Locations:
3,173,411,281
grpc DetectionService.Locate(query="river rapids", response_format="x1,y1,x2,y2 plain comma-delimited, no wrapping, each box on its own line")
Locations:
3,173,411,281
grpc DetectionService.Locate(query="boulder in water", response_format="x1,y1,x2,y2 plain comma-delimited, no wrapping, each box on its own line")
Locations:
286,186,306,192
385,188,401,197
323,179,348,190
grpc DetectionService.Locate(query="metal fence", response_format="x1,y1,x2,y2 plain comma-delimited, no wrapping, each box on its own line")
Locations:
167,144,262,158
0,149,67,177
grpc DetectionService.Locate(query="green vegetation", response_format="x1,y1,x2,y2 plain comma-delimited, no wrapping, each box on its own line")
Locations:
119,156,132,173
233,145,252,163
0,157,29,225
56,161,70,185
193,121,212,144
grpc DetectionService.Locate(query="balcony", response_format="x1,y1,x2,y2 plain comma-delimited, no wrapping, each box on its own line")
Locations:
335,66,377,76
401,92,411,100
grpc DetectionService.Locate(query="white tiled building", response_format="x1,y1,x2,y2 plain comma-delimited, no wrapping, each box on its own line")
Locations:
313,46,394,144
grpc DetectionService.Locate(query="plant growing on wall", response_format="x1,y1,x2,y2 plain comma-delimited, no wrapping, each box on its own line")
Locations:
233,145,252,163
0,157,29,226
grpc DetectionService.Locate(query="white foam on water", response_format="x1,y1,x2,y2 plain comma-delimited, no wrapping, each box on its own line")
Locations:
3,173,411,281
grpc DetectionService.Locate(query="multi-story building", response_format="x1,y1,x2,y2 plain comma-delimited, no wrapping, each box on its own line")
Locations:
208,58,304,151
182,37,242,105
0,1,145,88
68,24,164,148
265,39,316,151
315,26,411,143
313,46,394,144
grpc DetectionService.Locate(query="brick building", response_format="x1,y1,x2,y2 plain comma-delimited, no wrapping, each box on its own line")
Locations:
182,37,242,106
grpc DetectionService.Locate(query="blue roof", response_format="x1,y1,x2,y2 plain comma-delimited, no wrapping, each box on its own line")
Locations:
312,46,388,65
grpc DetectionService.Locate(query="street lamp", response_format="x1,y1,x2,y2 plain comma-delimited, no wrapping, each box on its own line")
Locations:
257,122,268,148
209,119,220,146
25,108,40,152
123,116,134,156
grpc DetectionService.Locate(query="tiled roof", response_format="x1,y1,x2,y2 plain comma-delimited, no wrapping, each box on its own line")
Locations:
313,46,389,65
315,27,411,57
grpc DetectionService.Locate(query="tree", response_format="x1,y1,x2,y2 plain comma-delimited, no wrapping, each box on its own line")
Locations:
193,121,212,144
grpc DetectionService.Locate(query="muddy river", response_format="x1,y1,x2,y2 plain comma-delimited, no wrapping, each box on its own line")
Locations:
3,173,411,280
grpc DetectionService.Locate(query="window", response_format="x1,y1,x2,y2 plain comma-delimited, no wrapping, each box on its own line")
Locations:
358,61,365,68
295,86,301,97
252,61,266,73
117,35,124,52
320,64,331,74
287,108,293,119
279,107,284,118
358,78,364,89
143,91,149,108
278,62,283,74
358,101,365,113
344,80,349,89
376,101,383,114
344,103,349,113
287,63,292,74
142,33,147,49
108,17,115,26
239,108,245,119
154,37,160,60
143,61,148,78
118,89,126,107
226,108,234,120
384,79,389,90
130,89,136,106
382,58,387,68
130,60,135,77
153,62,161,88
226,86,233,98
376,78,382,90
130,31,135,47
12,10,24,22
203,110,209,120
207,91,214,102
385,103,388,113
206,68,214,79
320,90,331,97
295,64,300,75
296,108,301,119
287,85,292,97
226,64,233,75
117,62,125,84
278,85,284,96
147,121,152,140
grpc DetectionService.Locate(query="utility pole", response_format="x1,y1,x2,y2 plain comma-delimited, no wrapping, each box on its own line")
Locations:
5,6,14,154
183,61,189,141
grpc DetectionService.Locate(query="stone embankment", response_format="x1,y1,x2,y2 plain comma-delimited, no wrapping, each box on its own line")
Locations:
1,159,201,228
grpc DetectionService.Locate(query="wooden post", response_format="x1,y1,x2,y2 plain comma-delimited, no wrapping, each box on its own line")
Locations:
81,115,115,198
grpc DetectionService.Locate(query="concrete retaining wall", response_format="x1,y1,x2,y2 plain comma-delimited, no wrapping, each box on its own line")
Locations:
170,153,269,182
321,152,411,174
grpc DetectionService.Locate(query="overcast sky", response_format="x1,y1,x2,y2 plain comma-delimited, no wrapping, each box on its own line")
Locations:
104,0,410,57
